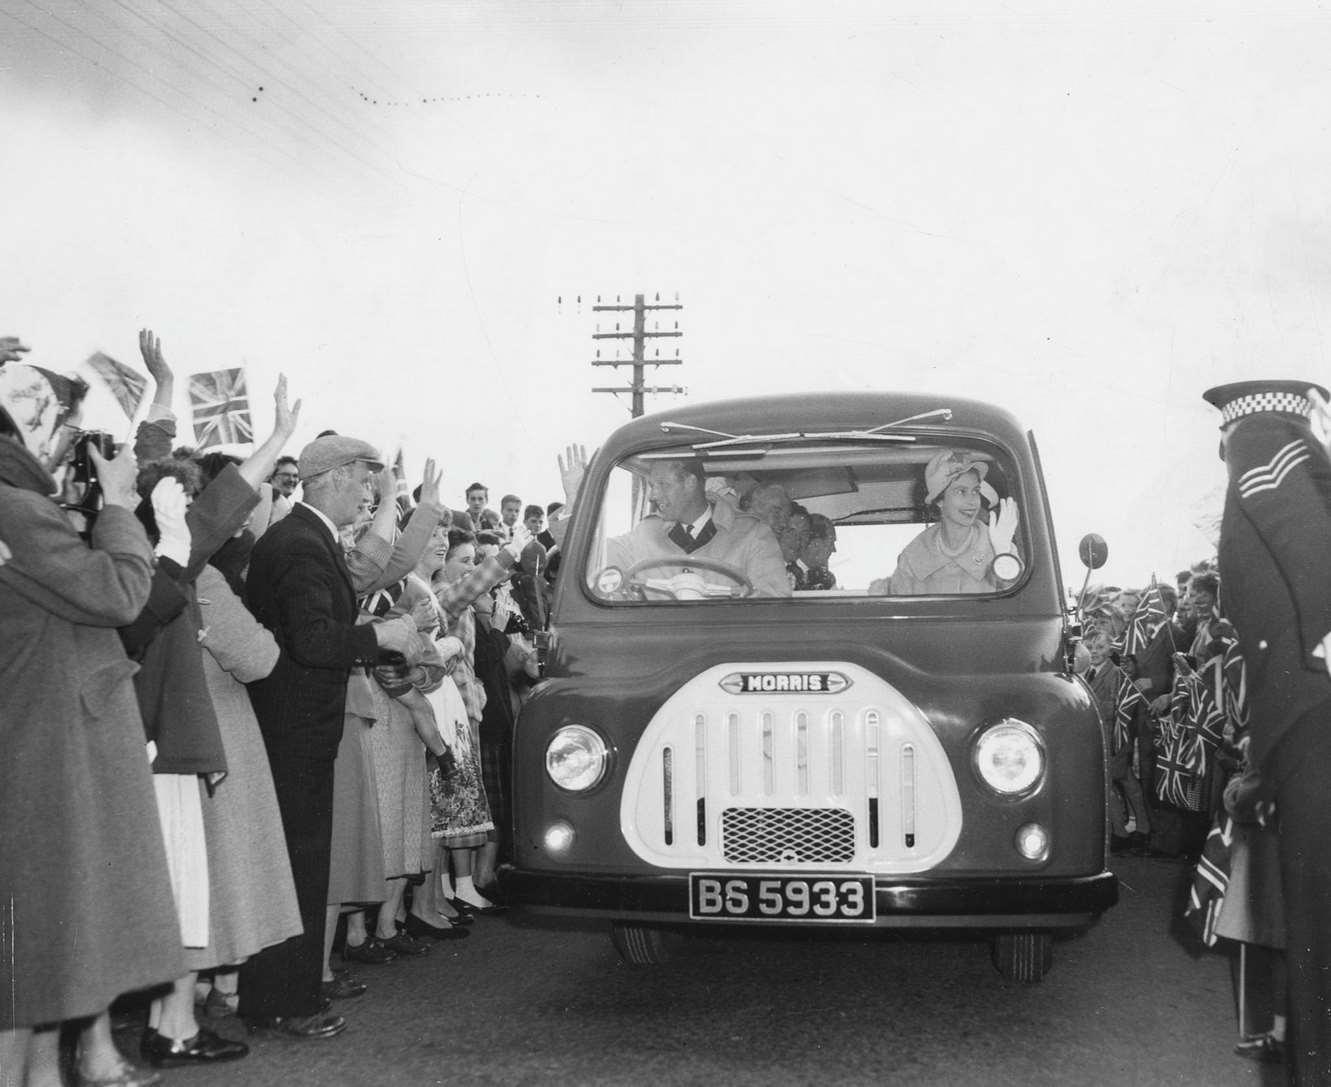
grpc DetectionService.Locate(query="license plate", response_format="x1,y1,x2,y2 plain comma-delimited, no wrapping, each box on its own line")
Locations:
689,873,876,922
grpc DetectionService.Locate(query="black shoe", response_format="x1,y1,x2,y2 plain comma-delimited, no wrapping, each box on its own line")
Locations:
342,936,398,964
140,1026,249,1067
448,895,508,916
322,973,368,1000
476,883,508,907
1234,1033,1285,1063
379,930,433,956
243,1012,347,1040
1110,834,1133,855
403,913,472,940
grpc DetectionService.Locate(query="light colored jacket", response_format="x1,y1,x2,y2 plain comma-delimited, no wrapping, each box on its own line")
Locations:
605,498,790,598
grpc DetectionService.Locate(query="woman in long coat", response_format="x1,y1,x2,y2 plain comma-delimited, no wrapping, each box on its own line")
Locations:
0,363,182,1086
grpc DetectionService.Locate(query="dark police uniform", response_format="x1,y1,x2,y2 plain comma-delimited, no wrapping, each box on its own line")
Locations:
1205,379,1331,1085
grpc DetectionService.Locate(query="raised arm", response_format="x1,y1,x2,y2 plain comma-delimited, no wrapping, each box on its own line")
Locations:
236,374,301,490
133,328,177,460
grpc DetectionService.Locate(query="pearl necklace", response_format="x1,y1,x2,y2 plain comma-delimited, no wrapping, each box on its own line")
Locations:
936,524,975,558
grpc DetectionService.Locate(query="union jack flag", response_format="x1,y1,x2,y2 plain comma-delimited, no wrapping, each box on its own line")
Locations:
1112,677,1148,756
1155,667,1208,809
1185,813,1234,946
1191,657,1230,755
1154,715,1203,809
84,352,148,419
1123,578,1168,659
188,368,252,448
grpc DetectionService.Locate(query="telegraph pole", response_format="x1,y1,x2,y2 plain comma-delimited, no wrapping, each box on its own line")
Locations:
589,293,684,417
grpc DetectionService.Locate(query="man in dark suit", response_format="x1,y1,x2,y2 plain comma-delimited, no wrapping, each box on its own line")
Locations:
239,435,422,1040
1205,379,1331,1084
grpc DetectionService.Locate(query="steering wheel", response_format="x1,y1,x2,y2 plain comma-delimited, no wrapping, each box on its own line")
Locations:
621,555,754,599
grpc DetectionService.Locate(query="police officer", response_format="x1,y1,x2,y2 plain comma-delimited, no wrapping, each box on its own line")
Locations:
1204,379,1331,1085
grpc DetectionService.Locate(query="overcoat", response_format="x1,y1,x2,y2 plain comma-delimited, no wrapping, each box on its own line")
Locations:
244,503,381,762
1216,413,1331,772
0,441,183,1028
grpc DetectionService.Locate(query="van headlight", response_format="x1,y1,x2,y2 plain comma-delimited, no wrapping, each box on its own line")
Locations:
973,718,1044,796
546,725,609,792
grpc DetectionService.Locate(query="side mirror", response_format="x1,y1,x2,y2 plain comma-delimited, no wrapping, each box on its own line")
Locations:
1078,533,1108,570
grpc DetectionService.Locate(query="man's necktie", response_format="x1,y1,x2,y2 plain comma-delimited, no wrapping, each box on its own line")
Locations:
668,520,716,554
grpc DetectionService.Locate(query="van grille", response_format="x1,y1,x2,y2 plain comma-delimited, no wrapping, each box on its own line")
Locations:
721,807,856,864
619,662,963,873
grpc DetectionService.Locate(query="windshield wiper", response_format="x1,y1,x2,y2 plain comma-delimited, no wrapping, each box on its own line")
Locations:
658,408,953,452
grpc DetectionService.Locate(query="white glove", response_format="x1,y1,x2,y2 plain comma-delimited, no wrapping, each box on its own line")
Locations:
987,497,1019,556
374,614,423,664
435,634,464,663
502,524,533,562
151,477,192,567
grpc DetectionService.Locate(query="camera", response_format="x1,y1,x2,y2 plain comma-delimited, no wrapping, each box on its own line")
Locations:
70,430,116,484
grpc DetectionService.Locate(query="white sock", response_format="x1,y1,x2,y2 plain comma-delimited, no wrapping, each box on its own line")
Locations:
454,875,493,908
1271,1014,1287,1042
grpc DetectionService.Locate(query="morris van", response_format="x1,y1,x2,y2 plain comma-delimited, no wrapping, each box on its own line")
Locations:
500,392,1117,981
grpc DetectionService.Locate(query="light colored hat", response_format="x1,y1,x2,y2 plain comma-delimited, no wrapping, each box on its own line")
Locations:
297,434,384,480
924,449,998,505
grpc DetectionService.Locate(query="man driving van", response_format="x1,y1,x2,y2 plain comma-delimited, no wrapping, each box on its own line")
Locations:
605,458,790,598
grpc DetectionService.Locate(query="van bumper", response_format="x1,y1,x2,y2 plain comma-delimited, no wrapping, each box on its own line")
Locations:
498,867,1119,929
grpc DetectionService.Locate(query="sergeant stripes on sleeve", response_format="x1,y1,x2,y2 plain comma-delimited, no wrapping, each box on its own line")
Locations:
1238,438,1310,498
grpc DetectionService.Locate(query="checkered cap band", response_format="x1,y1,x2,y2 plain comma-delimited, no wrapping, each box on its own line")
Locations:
1221,391,1314,424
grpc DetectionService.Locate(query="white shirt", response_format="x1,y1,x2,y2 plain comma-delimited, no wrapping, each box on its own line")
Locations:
300,501,341,544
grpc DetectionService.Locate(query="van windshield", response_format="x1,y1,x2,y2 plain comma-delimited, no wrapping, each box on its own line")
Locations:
584,439,1027,602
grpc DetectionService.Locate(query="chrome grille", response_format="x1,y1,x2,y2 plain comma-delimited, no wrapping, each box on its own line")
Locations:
721,806,856,864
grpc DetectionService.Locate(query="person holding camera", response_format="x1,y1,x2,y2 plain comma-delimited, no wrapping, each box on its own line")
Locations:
0,355,183,1087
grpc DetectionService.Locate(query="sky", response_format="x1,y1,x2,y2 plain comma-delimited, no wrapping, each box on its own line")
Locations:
4,0,1331,589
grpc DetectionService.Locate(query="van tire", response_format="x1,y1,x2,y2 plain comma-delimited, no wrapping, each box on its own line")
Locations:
992,932,1052,982
610,922,676,966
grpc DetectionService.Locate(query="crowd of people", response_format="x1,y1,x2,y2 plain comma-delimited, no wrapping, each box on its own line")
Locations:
1076,560,1292,1062
1071,376,1331,1083
5,328,1331,1087
0,332,560,1087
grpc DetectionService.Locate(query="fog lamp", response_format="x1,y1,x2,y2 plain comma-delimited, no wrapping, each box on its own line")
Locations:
543,820,575,855
1016,822,1050,861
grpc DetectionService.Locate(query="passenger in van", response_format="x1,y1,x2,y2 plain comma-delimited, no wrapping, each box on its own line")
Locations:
798,513,838,590
779,505,812,589
743,482,793,536
605,458,791,598
874,449,1020,595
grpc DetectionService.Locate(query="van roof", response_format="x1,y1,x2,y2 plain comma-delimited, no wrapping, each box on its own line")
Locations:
600,392,1028,456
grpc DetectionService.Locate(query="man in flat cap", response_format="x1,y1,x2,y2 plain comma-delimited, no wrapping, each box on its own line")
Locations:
1205,379,1331,1082
239,435,423,1041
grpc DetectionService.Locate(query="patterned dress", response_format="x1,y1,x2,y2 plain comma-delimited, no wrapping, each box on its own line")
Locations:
422,558,513,847
428,601,494,846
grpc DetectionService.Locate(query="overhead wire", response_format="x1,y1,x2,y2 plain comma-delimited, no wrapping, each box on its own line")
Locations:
256,0,426,108
296,0,434,103
90,0,372,180
154,0,406,188
5,0,301,177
